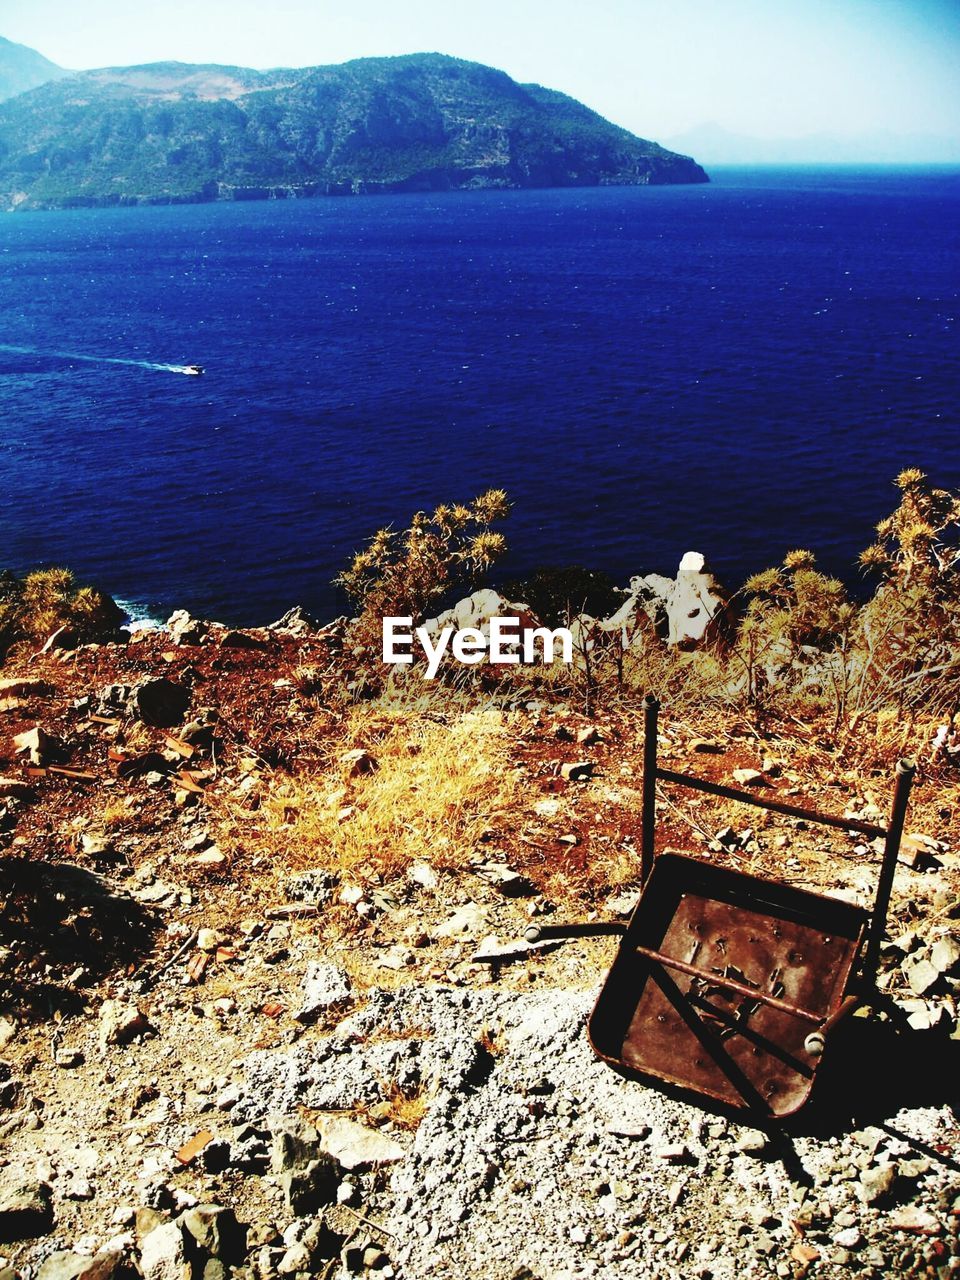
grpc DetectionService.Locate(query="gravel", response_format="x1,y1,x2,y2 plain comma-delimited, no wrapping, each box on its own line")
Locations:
235,983,960,1280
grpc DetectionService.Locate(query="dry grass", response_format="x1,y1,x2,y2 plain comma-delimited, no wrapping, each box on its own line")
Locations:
101,797,134,829
477,1024,503,1057
217,689,523,886
195,607,959,934
374,1079,429,1132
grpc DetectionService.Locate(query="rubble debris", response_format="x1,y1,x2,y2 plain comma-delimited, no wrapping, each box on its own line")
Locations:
176,1130,215,1165
560,760,593,782
296,962,352,1022
0,612,957,1280
315,1116,405,1171
139,1220,187,1280
98,1000,151,1048
13,725,62,766
0,776,34,799
0,1181,53,1242
166,610,210,646
732,768,765,787
128,678,191,727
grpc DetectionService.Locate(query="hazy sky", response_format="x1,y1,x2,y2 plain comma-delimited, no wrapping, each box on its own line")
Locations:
2,0,959,141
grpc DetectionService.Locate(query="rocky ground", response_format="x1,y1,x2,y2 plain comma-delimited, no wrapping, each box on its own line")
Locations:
0,615,958,1280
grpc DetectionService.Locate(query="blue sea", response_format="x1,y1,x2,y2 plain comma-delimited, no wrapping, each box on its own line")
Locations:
1,167,958,625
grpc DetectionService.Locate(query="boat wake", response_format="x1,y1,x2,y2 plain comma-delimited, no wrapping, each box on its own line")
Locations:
0,344,202,374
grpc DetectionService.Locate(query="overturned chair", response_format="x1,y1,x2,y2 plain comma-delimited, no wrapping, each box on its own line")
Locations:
526,695,915,1117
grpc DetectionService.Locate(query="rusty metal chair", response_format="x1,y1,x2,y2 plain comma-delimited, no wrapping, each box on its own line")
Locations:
527,695,915,1117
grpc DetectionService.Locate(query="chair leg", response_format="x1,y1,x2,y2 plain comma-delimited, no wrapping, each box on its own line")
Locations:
641,694,660,885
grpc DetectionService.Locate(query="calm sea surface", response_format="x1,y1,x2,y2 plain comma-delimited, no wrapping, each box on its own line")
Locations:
1,167,958,624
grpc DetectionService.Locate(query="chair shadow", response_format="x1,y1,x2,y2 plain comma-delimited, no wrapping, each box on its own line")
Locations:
606,1006,960,1187
0,858,159,1019
790,1010,960,1140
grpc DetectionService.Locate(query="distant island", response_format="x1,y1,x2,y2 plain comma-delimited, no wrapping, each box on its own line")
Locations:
0,34,69,102
0,47,708,211
664,120,960,166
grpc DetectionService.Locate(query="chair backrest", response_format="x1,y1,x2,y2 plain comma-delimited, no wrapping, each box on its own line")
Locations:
640,695,915,988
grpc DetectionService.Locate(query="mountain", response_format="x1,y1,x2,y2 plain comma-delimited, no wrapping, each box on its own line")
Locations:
0,35,69,101
665,122,960,166
0,52,707,211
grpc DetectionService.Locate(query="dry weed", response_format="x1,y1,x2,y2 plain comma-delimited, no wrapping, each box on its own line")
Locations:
375,1079,429,1132
101,797,134,829
217,690,522,885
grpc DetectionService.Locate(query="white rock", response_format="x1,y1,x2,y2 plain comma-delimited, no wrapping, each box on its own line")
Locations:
834,1227,862,1249
930,935,960,975
0,776,34,799
678,551,707,572
618,553,729,648
63,1176,94,1200
99,1000,150,1048
278,1243,311,1274
13,726,60,765
560,761,593,782
340,748,376,778
139,1221,186,1280
887,1206,941,1233
296,962,352,1022
0,677,52,697
905,1002,947,1032
423,589,538,650
732,768,765,787
605,892,640,918
99,1233,134,1256
893,930,923,954
408,862,439,891
317,1116,405,1170
734,1129,769,1155
436,904,487,939
166,610,208,646
904,957,940,996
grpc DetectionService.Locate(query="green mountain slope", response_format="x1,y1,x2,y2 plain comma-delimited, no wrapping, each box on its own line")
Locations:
0,52,707,210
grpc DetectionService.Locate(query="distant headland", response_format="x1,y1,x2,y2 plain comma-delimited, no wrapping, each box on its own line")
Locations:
0,46,708,211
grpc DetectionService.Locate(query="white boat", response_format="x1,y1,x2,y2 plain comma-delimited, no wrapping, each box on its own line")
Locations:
183,364,204,376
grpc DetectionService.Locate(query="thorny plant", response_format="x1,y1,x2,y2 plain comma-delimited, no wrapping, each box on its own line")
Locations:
336,489,511,659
